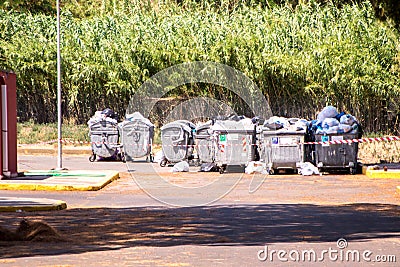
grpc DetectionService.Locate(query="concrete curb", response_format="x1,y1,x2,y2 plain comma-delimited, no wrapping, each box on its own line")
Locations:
0,197,67,212
0,171,119,191
18,146,91,156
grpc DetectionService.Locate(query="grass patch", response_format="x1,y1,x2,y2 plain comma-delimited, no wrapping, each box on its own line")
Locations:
18,121,90,145
18,121,162,145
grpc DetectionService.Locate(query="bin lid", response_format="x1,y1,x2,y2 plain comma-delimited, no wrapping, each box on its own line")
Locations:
195,121,212,132
124,112,154,127
161,120,194,133
211,119,254,131
262,128,306,135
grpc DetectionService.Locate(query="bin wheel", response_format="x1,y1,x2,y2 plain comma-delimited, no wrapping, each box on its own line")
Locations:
89,154,96,162
146,156,150,163
193,159,199,167
149,154,154,163
350,168,357,175
121,155,126,163
268,168,275,175
219,166,226,174
160,159,167,167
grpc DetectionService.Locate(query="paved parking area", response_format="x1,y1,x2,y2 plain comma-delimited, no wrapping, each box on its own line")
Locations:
0,154,398,266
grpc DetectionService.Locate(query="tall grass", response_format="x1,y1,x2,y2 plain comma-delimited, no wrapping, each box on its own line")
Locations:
1,0,399,133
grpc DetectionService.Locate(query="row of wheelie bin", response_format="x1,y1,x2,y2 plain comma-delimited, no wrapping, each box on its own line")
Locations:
192,116,361,174
88,110,154,163
259,129,360,175
88,109,360,174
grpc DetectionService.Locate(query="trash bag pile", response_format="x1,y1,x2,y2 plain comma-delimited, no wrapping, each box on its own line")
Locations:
87,108,118,127
211,116,256,130
196,114,259,133
263,116,308,132
309,106,360,135
118,111,154,128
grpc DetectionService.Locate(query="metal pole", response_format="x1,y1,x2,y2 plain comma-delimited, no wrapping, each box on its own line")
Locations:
56,0,62,169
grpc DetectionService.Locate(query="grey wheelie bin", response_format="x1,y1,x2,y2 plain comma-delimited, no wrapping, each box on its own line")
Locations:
120,113,154,162
261,129,307,174
160,120,196,167
88,119,120,161
212,120,259,173
314,133,359,174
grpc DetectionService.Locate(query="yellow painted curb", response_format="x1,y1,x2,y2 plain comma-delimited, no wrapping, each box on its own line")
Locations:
0,200,67,212
365,169,400,179
397,186,400,192
0,171,119,191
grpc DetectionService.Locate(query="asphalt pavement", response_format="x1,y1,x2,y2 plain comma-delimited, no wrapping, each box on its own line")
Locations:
0,153,398,266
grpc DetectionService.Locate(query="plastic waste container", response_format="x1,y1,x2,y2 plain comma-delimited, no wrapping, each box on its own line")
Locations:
313,133,359,174
160,120,196,167
88,119,120,161
261,129,307,174
212,119,259,173
120,112,154,162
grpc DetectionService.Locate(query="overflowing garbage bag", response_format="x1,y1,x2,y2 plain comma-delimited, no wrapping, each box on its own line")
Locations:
316,106,338,122
199,162,219,172
308,106,361,175
88,108,118,128
298,162,320,176
310,105,361,136
263,116,308,132
171,161,190,172
263,116,290,130
245,161,267,174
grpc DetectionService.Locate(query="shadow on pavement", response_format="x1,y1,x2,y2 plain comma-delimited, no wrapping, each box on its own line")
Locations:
0,203,399,258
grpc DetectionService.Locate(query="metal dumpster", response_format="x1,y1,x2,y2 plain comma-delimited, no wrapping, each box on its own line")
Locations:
160,120,196,167
212,120,258,173
194,122,214,164
313,133,359,174
261,129,306,174
120,113,154,162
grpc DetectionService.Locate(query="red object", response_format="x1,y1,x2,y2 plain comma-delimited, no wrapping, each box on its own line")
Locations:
0,71,17,178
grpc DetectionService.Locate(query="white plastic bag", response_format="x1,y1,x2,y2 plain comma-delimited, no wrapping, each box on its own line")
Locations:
317,106,338,122
153,150,165,163
325,126,339,134
245,161,267,174
340,114,357,126
171,161,190,172
322,118,339,128
264,116,289,130
339,124,352,133
298,162,320,176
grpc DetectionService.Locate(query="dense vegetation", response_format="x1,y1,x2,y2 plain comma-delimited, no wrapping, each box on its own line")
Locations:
0,0,399,133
